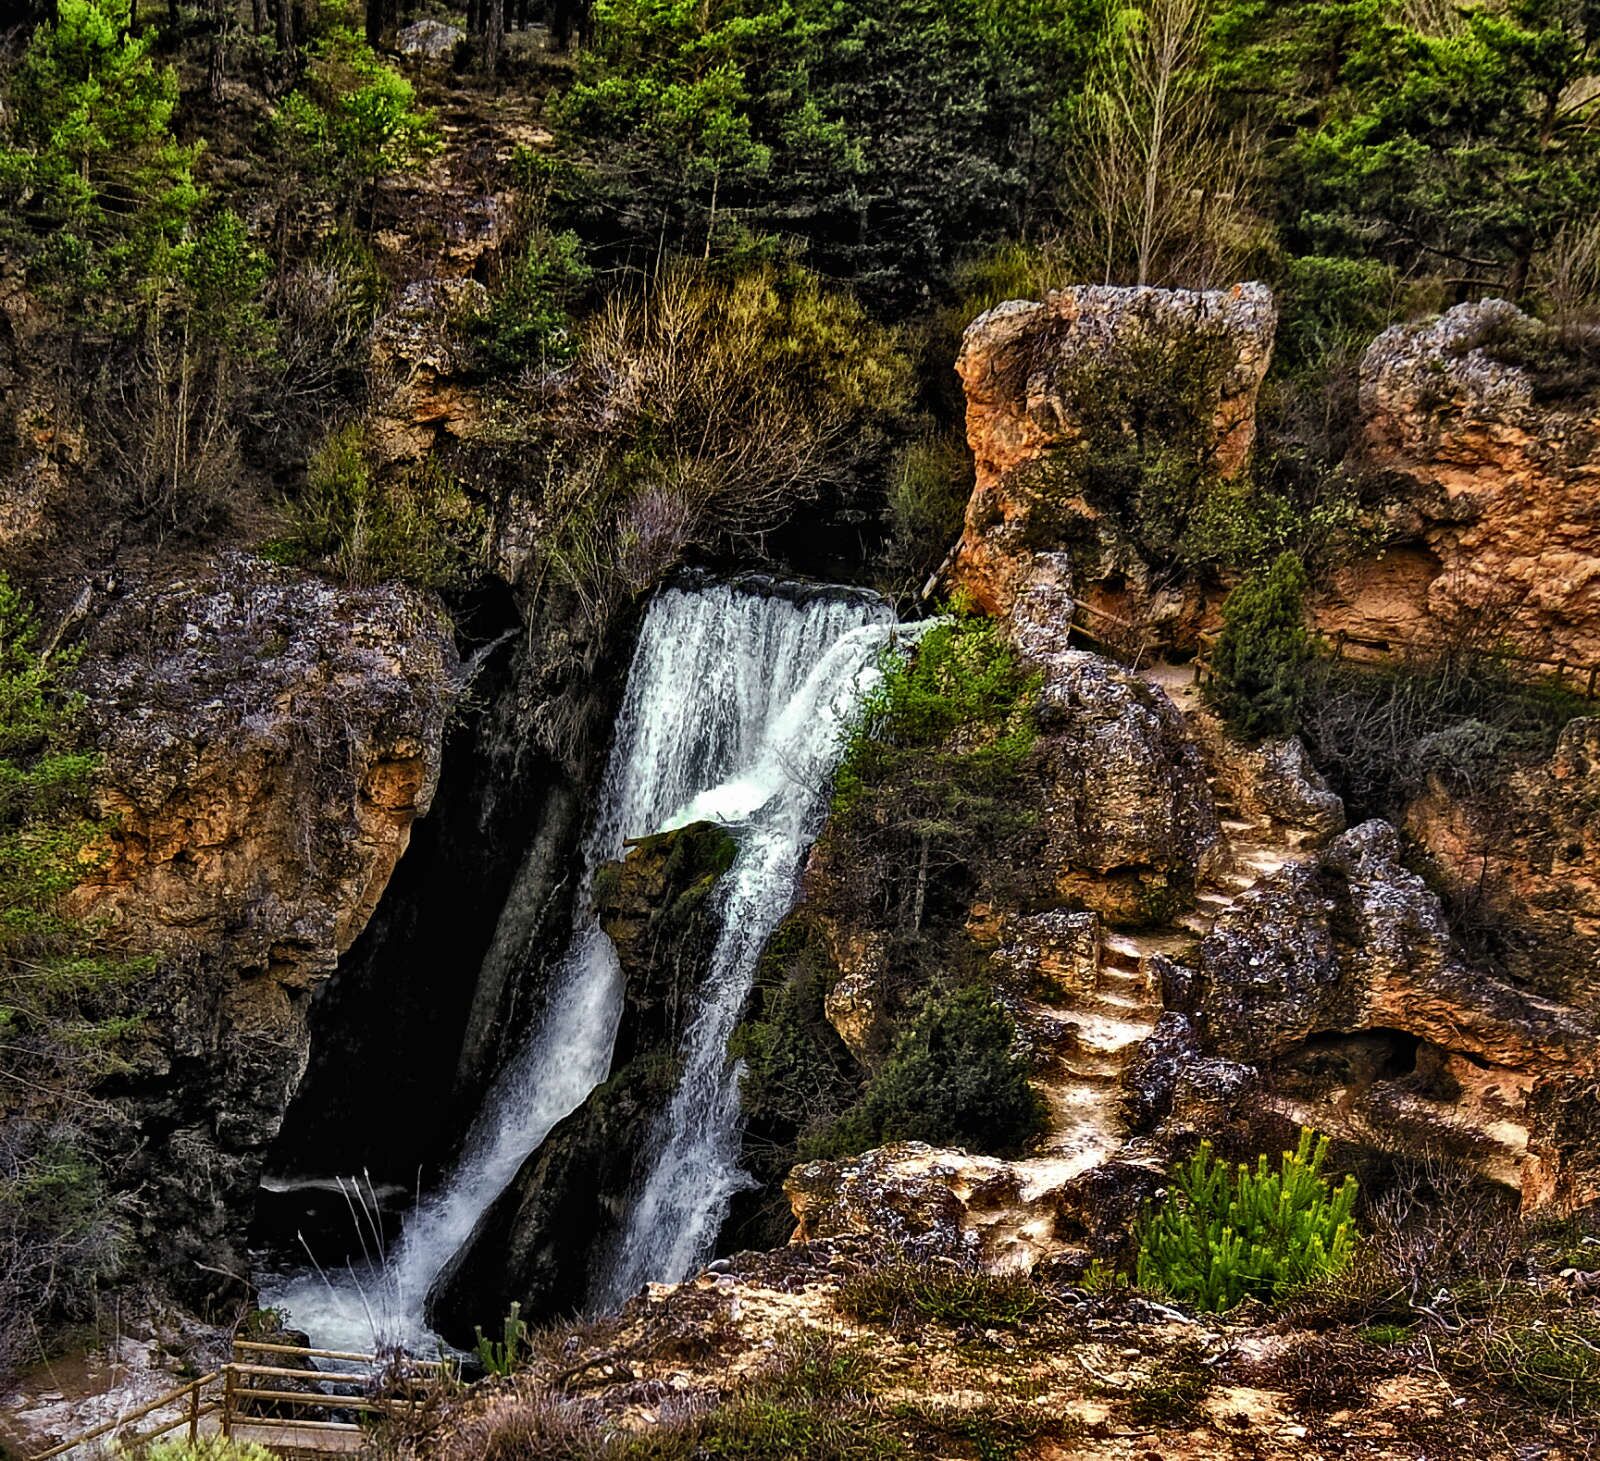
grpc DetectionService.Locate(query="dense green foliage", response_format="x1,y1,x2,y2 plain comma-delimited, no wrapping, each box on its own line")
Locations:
279,3,439,223
0,577,139,1371
812,985,1044,1158
0,0,197,305
834,613,1037,862
1207,552,1312,740
276,426,483,588
1132,1131,1359,1312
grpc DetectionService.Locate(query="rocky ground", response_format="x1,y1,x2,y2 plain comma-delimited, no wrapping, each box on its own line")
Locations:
395,1233,1600,1460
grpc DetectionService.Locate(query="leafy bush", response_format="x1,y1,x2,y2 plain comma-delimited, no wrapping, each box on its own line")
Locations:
1132,1130,1358,1313
880,432,973,595
812,985,1044,1159
278,3,439,223
825,611,1037,942
1030,325,1237,570
837,1257,1044,1329
1206,551,1310,740
0,0,197,306
463,230,592,378
278,427,482,589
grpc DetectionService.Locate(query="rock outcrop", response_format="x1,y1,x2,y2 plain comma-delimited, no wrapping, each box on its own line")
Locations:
1014,561,1224,920
785,1140,1163,1275
71,552,458,1298
1331,300,1600,663
427,821,733,1339
950,283,1276,619
1186,819,1600,1207
1405,717,1600,1007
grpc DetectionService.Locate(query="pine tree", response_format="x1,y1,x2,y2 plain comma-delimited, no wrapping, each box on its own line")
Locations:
1134,1130,1359,1312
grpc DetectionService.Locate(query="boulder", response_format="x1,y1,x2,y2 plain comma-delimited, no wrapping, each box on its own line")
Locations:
786,1143,1049,1271
395,18,463,57
1329,300,1600,663
1020,569,1223,918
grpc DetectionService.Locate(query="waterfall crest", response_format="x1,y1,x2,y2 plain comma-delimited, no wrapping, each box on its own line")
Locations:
259,576,897,1349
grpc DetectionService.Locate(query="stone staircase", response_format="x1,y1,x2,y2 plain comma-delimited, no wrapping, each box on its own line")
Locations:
1018,661,1309,1182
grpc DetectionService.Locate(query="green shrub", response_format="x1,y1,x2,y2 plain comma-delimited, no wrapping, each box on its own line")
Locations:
1207,551,1311,740
730,918,860,1200
279,427,481,589
1465,1310,1600,1415
463,229,592,377
1132,1130,1358,1313
277,2,439,223
837,1258,1044,1329
818,614,1038,1026
474,1300,530,1377
881,432,973,593
134,1440,277,1461
0,573,142,1371
812,985,1044,1159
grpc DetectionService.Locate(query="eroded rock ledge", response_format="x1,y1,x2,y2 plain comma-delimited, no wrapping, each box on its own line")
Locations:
72,552,459,1299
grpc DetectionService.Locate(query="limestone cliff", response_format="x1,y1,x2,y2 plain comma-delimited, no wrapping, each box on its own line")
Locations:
1328,300,1600,664
949,283,1276,622
1186,820,1600,1209
70,552,458,1300
1404,716,1600,1006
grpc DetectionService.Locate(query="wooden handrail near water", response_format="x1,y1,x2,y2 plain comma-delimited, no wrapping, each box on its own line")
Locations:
30,1343,450,1458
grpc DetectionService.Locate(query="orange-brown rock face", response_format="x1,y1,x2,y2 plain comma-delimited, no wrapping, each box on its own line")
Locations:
70,553,458,1298
949,283,1276,617
1340,300,1600,664
1404,717,1600,1008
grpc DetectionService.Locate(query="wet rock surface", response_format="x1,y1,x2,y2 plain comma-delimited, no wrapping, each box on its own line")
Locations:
428,821,734,1336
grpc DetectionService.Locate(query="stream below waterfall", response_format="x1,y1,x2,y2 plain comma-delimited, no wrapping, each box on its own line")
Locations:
257,575,905,1351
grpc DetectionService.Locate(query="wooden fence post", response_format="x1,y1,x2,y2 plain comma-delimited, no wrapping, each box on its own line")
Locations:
222,1366,235,1438
188,1379,200,1440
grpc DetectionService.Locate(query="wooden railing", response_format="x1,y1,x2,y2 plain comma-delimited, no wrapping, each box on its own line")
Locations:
30,1342,451,1459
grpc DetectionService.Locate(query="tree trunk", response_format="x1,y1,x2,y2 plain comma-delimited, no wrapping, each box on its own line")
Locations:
274,0,295,65
208,0,226,101
480,0,503,73
366,0,388,50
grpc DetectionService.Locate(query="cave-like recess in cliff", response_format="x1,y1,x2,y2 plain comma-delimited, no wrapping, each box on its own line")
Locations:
258,585,548,1258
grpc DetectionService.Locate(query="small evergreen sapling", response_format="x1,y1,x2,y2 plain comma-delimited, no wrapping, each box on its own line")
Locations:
1134,1129,1358,1312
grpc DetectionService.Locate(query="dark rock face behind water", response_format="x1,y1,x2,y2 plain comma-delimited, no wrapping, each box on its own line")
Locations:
426,821,734,1340
70,552,459,1303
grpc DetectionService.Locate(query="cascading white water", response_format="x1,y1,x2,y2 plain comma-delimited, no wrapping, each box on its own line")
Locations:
594,605,907,1305
259,577,898,1350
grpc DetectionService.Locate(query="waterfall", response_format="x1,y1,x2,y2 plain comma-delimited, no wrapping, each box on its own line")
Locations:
593,613,903,1304
259,576,897,1349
